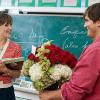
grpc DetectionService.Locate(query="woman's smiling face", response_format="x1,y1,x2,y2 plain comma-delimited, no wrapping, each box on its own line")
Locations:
0,23,12,39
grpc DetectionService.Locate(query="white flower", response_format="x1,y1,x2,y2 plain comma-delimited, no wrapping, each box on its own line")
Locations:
50,64,72,81
29,63,43,82
60,65,72,80
49,64,62,81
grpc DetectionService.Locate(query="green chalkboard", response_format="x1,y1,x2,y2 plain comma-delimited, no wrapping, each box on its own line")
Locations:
11,14,92,59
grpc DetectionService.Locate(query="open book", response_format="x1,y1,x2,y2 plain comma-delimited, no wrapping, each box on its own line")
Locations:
1,57,24,70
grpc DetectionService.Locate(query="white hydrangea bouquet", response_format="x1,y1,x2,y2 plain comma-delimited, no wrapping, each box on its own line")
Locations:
22,41,77,91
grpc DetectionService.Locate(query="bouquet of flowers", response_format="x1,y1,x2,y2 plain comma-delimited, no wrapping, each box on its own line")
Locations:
22,41,77,91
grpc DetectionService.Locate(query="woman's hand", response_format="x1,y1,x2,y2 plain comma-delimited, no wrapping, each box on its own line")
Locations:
0,63,8,73
0,63,12,76
0,63,21,78
39,89,62,100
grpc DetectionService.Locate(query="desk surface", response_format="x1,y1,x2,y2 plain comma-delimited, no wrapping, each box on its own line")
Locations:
14,85,39,100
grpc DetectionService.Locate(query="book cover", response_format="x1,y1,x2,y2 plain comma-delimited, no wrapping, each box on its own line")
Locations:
1,57,24,70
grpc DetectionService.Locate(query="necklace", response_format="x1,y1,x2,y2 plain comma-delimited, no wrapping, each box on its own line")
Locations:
0,39,7,53
0,46,4,54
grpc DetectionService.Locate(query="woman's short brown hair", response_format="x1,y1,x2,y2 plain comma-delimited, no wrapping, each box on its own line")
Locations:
84,3,100,22
0,11,12,26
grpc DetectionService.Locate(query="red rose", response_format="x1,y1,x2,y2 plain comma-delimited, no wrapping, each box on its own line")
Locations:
28,53,35,60
28,53,40,62
31,42,78,68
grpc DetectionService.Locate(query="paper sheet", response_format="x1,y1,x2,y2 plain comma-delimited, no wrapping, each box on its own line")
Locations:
19,0,32,3
42,0,56,3
1,0,12,6
63,0,77,6
32,45,36,54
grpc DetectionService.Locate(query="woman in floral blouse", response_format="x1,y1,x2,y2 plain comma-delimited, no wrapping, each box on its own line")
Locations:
0,12,22,100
